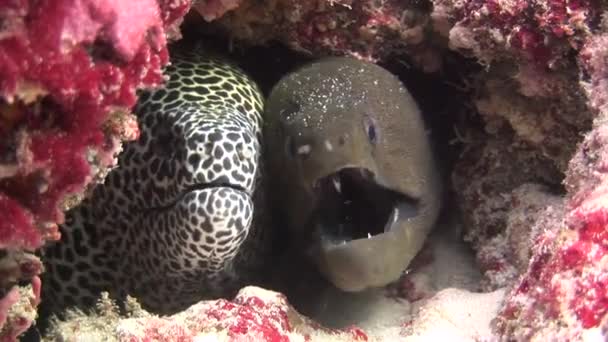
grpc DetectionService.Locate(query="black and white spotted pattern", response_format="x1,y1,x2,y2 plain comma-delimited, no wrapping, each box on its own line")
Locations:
41,49,268,314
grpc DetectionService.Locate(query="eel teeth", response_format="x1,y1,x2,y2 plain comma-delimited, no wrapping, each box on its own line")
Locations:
384,207,400,233
332,176,342,193
392,207,399,224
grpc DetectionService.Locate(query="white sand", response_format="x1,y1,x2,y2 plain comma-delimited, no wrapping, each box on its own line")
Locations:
305,217,506,341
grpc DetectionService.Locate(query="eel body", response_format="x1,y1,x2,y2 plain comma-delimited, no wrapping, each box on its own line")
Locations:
42,48,268,314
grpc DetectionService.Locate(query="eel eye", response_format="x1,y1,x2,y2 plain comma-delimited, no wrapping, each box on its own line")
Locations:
364,116,378,144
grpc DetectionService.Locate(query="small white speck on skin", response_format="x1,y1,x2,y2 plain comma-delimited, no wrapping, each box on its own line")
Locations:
239,146,254,160
297,144,311,155
324,140,333,151
332,176,341,193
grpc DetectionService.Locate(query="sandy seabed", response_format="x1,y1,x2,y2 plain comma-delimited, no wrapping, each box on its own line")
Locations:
307,215,505,341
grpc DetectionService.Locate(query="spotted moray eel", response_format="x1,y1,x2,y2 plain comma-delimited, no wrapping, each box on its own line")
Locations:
42,47,271,315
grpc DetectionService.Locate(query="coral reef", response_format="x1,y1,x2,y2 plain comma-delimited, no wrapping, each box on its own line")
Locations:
0,0,192,340
433,0,598,67
493,112,608,339
46,286,370,341
441,0,596,292
0,276,40,341
451,137,565,289
437,0,608,338
198,0,444,72
491,28,608,338
0,0,606,339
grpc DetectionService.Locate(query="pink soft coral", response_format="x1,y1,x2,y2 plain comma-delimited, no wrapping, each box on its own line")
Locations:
0,0,192,340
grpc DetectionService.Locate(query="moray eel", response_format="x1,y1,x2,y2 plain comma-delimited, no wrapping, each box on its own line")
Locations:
264,57,442,292
41,46,269,315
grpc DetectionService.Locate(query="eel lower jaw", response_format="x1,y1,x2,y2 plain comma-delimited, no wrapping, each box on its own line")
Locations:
310,167,418,248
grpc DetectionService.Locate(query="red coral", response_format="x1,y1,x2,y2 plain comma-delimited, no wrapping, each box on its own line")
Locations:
438,0,600,67
114,287,369,341
494,106,608,338
0,0,174,251
208,0,442,71
0,195,40,250
0,0,192,340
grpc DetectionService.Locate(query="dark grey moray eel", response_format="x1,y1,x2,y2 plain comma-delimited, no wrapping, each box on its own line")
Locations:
41,46,272,315
264,57,442,292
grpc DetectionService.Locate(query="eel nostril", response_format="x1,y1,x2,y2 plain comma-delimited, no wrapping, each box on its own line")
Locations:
364,115,379,145
286,137,312,159
280,100,301,120
296,143,312,157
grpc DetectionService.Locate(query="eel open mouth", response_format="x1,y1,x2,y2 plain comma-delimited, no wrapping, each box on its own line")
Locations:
312,167,418,246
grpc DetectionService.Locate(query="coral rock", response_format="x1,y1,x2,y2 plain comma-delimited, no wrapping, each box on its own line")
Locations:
494,95,608,340
194,0,244,22
474,64,591,171
46,286,370,342
203,0,444,71
0,0,192,340
451,134,563,287
433,0,599,67
472,183,564,289
0,277,40,341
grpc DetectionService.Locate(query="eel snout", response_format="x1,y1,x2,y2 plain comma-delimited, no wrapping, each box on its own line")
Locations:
311,167,419,246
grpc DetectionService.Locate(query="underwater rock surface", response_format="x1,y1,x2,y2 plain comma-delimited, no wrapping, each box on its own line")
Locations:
46,286,370,341
197,0,444,72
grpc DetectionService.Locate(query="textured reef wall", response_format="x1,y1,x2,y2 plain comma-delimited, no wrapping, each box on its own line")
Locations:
200,0,446,72
2,0,608,340
0,0,191,339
